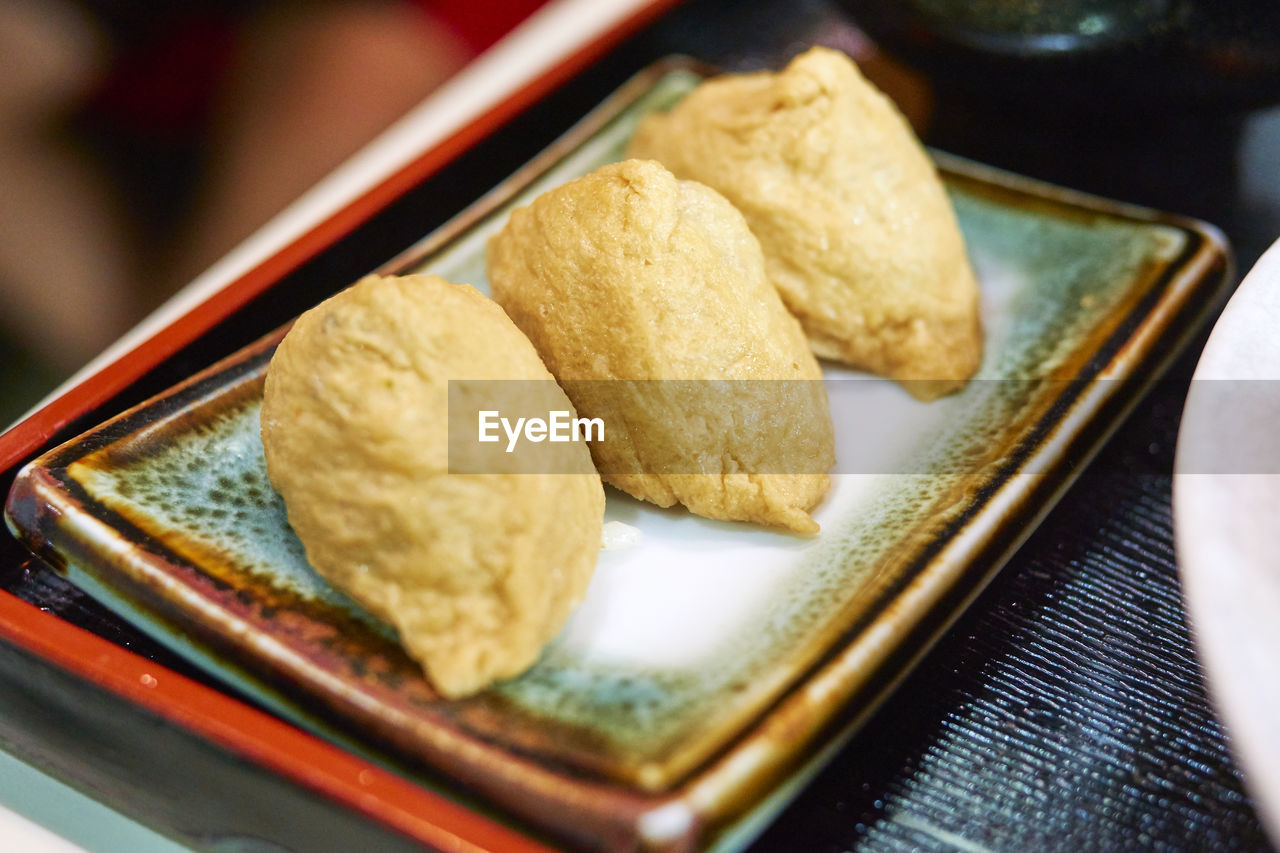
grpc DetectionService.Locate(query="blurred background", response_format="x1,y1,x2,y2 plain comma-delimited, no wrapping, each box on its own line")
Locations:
0,0,548,427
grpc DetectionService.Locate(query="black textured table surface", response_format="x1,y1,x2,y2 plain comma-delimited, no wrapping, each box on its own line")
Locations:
1,1,1278,850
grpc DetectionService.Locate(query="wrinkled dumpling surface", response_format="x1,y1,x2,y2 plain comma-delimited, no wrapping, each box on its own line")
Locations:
628,47,982,400
487,159,833,533
261,273,604,698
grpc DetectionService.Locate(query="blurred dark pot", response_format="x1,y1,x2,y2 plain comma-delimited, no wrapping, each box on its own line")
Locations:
841,0,1280,120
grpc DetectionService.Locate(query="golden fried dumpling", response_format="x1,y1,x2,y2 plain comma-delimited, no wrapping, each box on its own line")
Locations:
260,274,604,698
628,47,982,400
487,159,833,533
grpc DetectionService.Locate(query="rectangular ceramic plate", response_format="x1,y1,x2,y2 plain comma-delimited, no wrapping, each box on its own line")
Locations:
5,59,1227,851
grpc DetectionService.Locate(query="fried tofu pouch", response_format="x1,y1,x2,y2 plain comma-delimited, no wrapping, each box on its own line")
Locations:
628,47,982,400
260,274,604,698
487,159,834,534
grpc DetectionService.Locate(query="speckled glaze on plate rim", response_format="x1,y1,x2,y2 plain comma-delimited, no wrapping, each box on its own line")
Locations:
5,59,1230,851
